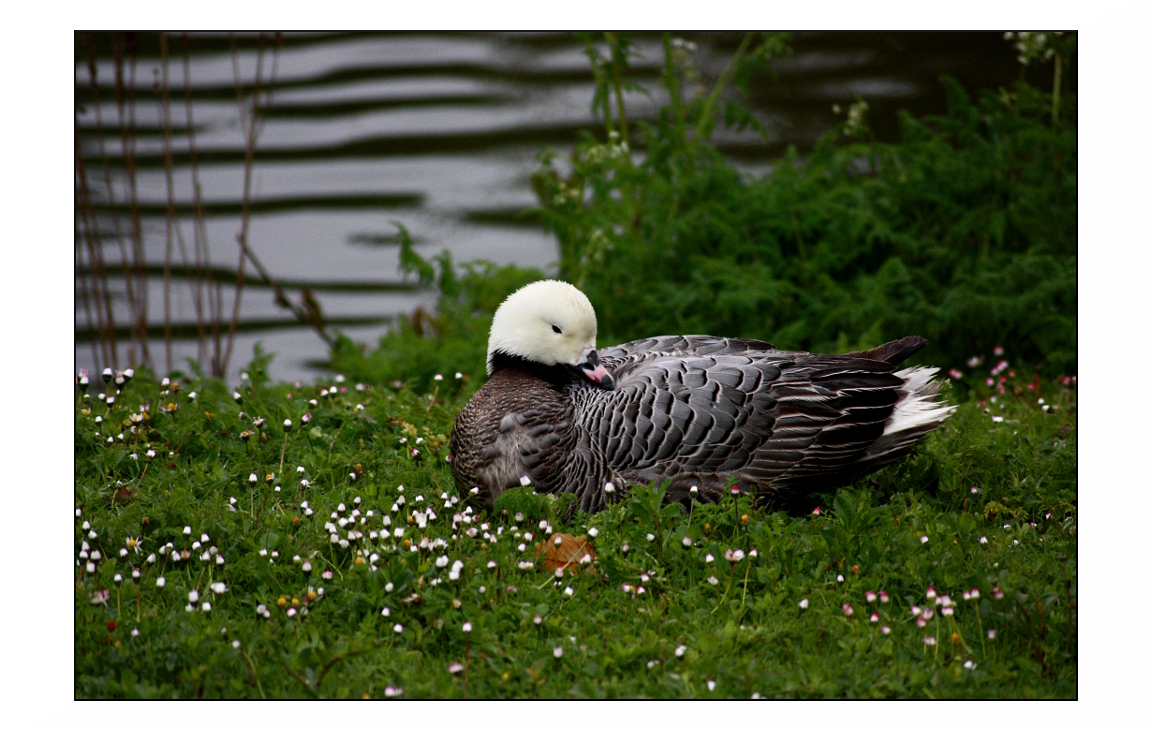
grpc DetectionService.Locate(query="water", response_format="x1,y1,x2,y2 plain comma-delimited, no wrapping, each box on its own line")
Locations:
75,31,1049,384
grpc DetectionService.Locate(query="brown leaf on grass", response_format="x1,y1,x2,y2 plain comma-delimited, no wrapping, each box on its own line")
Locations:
534,533,596,575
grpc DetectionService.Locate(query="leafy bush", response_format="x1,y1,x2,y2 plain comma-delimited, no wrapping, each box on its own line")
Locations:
340,34,1076,387
331,224,543,393
532,39,1076,376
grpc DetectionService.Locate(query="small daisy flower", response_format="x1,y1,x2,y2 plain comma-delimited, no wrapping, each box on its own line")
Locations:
799,598,809,610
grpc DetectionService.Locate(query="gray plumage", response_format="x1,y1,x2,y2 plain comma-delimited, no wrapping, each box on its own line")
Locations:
452,332,954,513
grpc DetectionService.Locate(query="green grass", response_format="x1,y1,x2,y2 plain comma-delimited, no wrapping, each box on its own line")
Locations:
74,351,1076,698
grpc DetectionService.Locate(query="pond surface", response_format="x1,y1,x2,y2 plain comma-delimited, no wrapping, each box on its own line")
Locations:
75,31,1046,384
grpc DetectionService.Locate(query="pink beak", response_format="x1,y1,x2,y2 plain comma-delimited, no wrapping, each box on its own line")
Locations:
578,349,615,390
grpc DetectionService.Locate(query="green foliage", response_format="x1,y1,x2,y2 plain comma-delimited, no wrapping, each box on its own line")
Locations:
74,354,1076,698
529,36,1076,376
331,223,544,392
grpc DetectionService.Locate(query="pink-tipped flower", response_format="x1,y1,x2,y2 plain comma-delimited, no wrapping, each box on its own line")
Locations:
865,591,877,603
987,629,996,639
969,588,980,599
870,613,879,623
842,603,854,617
448,662,464,675
812,507,821,516
878,591,889,603
993,587,1004,600
926,587,936,600
923,636,937,646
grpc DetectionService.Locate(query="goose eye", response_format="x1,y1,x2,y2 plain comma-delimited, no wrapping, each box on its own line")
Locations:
552,324,562,335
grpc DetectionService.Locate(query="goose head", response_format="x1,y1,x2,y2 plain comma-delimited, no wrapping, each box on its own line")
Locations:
486,280,614,389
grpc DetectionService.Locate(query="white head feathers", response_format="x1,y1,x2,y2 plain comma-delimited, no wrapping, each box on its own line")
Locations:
486,280,598,375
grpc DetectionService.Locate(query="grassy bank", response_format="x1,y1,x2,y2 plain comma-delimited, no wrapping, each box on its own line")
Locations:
74,33,1076,699
74,352,1075,698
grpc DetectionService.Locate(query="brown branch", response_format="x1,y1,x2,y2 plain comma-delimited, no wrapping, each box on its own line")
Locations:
158,32,176,374
113,33,151,368
75,115,116,369
220,32,266,376
182,33,214,369
87,34,147,369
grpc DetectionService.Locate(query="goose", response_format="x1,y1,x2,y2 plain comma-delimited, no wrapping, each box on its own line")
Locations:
451,280,954,513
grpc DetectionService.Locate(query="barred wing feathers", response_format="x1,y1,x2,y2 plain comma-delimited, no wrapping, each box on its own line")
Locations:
584,335,950,505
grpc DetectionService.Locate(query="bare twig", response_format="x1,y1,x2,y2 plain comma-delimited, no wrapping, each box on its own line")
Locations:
183,33,214,369
158,33,177,374
87,34,148,369
221,34,263,374
75,115,116,370
114,33,150,368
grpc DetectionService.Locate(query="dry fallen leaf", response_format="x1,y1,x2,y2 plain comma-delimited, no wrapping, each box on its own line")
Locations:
534,533,596,575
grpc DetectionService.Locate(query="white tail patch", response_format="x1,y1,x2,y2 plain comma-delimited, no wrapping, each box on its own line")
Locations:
882,367,956,437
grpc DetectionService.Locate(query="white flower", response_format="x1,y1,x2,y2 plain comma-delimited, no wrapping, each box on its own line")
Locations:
183,526,192,536
564,587,574,597
519,475,532,487
799,598,809,609
707,680,716,691
211,582,226,594
681,536,692,547
674,645,687,657
553,647,563,658
587,527,599,538
604,482,615,494
156,577,166,588
394,624,404,634
202,602,212,612
188,590,200,603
